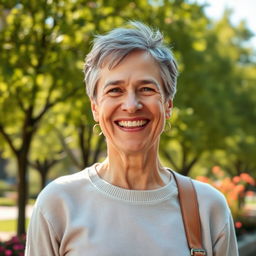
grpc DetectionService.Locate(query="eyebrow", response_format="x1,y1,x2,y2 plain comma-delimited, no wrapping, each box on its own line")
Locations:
136,79,160,89
103,80,124,90
103,79,160,90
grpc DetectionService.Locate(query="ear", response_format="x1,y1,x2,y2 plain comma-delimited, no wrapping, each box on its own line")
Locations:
165,99,173,119
90,98,99,122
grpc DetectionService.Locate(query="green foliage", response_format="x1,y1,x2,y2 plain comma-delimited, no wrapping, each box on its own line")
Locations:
159,8,256,175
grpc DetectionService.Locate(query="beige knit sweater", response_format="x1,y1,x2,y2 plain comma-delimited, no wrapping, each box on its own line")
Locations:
25,164,238,256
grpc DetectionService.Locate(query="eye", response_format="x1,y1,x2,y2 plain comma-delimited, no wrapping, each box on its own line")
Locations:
139,87,156,95
106,87,123,95
140,87,154,92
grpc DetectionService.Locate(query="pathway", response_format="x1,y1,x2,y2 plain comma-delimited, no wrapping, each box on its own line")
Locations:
0,205,33,220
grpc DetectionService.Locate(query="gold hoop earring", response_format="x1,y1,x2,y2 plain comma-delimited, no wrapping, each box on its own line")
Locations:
93,123,103,136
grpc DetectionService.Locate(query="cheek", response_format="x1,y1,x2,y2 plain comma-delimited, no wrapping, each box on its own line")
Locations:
98,99,117,121
146,98,165,115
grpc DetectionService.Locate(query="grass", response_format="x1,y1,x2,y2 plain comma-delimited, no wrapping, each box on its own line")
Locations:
0,219,30,232
0,197,35,207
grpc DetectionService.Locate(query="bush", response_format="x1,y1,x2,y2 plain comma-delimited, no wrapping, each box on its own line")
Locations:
196,166,256,237
0,235,26,256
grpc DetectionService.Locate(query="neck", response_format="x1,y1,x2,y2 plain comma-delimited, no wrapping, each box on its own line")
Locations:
96,147,170,190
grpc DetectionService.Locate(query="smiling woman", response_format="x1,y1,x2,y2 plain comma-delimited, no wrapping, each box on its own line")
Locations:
25,22,239,256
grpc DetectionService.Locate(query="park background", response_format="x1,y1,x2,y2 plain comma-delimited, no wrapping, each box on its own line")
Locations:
0,0,256,254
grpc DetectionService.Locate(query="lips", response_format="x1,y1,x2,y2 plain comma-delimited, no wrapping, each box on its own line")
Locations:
115,119,149,128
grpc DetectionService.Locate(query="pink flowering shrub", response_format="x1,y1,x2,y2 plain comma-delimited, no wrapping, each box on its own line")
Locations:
196,166,256,237
197,166,255,218
0,235,26,256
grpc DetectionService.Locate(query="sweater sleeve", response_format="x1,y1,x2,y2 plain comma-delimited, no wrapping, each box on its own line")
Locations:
213,213,239,256
25,203,60,256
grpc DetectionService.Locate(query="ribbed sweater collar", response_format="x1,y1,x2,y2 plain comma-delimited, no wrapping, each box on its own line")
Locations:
88,164,177,204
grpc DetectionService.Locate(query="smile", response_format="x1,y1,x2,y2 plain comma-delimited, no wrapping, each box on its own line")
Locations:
116,120,149,128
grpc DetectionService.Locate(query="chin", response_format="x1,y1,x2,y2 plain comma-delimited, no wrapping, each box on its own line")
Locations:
117,141,155,155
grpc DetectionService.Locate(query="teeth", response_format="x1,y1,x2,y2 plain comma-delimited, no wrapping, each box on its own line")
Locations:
118,120,147,128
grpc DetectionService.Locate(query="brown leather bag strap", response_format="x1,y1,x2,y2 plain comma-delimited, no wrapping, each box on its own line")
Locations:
171,171,207,256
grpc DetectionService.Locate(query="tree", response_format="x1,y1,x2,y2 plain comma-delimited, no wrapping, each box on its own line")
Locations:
0,0,84,234
210,63,256,177
204,12,256,177
160,10,255,176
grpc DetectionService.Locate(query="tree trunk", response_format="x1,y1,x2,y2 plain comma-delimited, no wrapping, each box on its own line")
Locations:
17,154,28,235
17,123,34,236
40,168,47,190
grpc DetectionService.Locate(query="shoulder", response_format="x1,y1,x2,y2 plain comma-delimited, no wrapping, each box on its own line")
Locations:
190,179,238,252
170,170,230,217
28,166,97,241
34,167,92,215
192,179,228,210
171,170,228,212
191,179,232,234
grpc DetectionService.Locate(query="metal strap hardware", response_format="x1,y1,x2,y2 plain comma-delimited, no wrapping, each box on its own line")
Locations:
191,248,207,256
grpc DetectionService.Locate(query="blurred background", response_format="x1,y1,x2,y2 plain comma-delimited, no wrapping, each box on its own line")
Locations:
0,0,256,254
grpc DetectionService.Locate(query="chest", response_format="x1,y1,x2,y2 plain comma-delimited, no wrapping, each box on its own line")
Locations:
58,201,191,256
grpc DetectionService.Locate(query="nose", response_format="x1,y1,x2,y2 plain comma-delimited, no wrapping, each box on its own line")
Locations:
121,93,142,113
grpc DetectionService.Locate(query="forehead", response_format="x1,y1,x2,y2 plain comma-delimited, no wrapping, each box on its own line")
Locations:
98,50,163,86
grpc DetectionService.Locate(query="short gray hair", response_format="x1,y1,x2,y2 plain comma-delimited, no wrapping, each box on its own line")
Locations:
84,21,178,100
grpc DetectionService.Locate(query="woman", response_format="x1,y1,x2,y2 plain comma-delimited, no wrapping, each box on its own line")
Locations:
25,22,238,256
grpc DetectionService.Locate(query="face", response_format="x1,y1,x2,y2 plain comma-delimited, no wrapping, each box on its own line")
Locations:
91,50,172,155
